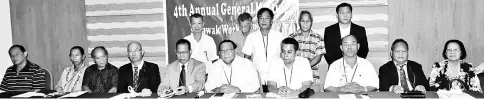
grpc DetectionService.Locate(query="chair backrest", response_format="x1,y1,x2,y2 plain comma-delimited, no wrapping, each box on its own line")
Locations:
478,73,484,91
43,69,53,90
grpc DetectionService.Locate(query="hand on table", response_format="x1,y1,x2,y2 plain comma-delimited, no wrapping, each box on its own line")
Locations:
391,85,405,94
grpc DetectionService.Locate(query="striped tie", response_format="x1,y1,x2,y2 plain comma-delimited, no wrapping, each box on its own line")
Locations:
133,67,139,90
399,64,409,91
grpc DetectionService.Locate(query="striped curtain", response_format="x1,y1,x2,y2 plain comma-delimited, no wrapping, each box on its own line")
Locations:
85,0,167,67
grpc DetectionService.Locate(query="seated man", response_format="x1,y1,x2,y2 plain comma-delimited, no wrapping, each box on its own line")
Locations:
82,46,119,93
118,42,160,93
158,39,206,96
379,39,428,93
267,38,312,97
0,45,46,92
324,35,378,93
205,40,259,93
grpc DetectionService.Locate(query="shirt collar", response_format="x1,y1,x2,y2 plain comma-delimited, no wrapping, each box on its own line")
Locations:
14,60,33,72
178,60,189,68
342,57,360,68
393,61,408,68
132,60,144,70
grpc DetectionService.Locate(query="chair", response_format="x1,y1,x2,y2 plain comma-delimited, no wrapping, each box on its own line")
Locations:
43,69,53,90
478,73,484,91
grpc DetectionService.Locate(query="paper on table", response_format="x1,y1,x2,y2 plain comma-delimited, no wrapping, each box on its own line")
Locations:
360,95,371,99
109,93,130,99
12,92,46,97
436,90,475,99
209,93,237,99
338,94,357,99
59,91,88,98
265,92,282,98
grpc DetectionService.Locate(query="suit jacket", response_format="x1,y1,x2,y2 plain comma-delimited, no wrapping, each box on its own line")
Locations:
378,60,429,91
159,58,206,92
323,23,369,65
117,61,161,93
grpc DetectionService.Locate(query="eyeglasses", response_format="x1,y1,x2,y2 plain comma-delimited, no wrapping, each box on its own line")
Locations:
220,49,234,54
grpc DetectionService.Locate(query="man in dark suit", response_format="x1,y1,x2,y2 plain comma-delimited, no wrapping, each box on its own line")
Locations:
324,3,369,66
379,39,428,93
118,42,161,93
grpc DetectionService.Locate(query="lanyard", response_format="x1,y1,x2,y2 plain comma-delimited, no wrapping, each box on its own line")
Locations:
283,66,294,87
343,58,359,84
222,64,233,85
261,33,268,61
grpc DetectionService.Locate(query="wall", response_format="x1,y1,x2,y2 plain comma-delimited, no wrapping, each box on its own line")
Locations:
388,0,484,76
0,0,13,81
84,0,166,67
10,0,87,87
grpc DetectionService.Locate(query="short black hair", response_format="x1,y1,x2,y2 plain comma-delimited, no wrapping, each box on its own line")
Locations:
70,46,85,56
257,8,274,19
391,39,409,51
341,35,358,44
189,13,203,22
218,40,237,51
175,39,191,51
281,38,299,50
9,45,26,53
336,3,353,13
442,39,467,60
90,46,108,58
237,12,252,23
299,10,313,22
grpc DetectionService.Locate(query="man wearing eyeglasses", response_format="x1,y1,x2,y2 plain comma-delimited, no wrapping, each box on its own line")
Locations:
117,42,160,93
158,39,206,96
205,40,259,93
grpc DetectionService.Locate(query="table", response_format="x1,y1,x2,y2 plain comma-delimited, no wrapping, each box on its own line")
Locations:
0,91,482,98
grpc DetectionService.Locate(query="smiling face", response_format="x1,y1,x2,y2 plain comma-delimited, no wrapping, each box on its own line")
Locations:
190,17,204,33
391,42,408,64
337,6,352,24
219,42,236,65
445,42,461,61
299,13,312,32
258,11,272,30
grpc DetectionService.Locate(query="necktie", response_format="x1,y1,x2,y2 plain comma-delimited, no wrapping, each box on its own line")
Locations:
179,65,186,86
133,67,139,89
399,64,410,91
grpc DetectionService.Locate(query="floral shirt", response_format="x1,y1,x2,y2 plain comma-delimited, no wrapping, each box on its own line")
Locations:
429,60,482,92
55,64,88,93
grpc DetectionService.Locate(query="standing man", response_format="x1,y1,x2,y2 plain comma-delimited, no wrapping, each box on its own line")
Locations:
0,45,46,92
242,8,284,92
324,3,369,66
158,39,206,96
324,35,378,93
379,39,428,93
118,42,160,93
183,13,218,74
82,46,119,93
205,40,260,93
56,46,89,93
230,12,254,57
289,10,325,91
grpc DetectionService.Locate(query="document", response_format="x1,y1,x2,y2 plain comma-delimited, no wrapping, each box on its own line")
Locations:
60,91,88,98
338,94,357,99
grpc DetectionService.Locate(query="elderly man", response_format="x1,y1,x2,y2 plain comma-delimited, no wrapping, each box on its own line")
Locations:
379,39,428,94
82,46,119,93
183,13,218,74
324,35,378,93
118,42,160,93
0,45,46,92
205,40,259,93
158,39,206,96
230,12,254,57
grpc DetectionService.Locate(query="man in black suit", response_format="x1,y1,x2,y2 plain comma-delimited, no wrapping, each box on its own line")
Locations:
379,39,428,93
324,3,369,66
118,42,161,93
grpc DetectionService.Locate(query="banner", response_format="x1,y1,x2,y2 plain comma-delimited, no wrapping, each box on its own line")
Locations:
166,0,299,63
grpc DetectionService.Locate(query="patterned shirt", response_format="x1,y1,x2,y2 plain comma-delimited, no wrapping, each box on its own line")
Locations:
55,63,88,93
289,30,326,83
0,60,46,92
82,63,118,93
429,60,482,92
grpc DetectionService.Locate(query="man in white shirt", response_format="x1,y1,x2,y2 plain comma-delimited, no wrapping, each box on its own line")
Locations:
183,13,218,74
242,8,284,92
205,40,260,93
324,35,378,93
267,38,312,97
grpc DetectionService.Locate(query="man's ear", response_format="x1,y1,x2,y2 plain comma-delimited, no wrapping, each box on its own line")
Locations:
357,43,360,50
389,51,393,58
24,52,28,58
340,45,343,51
141,50,145,57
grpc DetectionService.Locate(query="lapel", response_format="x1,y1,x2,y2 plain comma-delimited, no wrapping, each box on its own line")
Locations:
335,23,342,41
388,62,399,84
349,23,356,36
126,64,134,86
171,61,181,87
406,63,415,85
187,59,196,76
